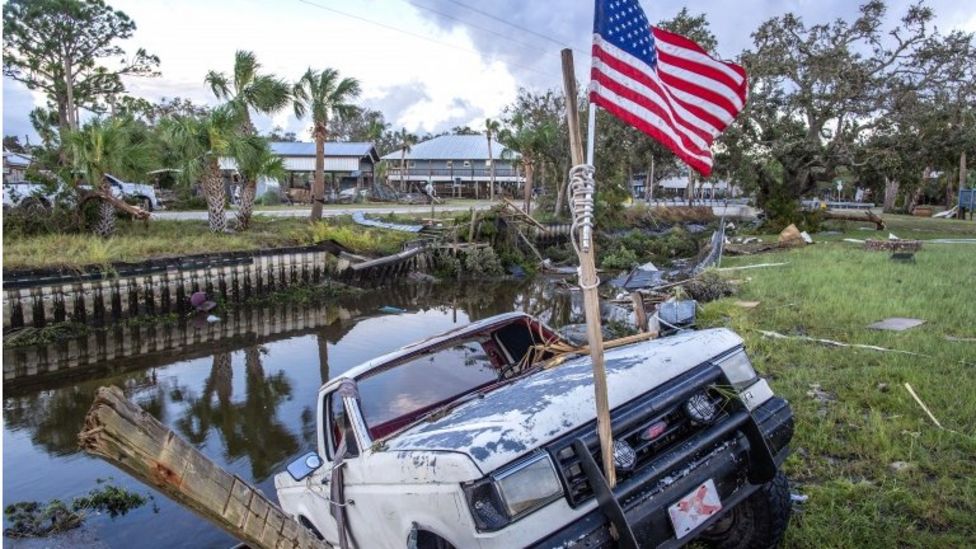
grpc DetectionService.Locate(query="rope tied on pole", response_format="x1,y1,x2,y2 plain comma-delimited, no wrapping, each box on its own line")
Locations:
568,163,600,290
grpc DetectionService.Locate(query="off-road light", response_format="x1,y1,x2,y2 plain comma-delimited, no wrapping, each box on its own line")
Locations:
612,439,637,470
684,392,717,424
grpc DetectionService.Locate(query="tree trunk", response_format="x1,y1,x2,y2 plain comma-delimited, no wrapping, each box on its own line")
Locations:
311,127,326,221
554,159,567,217
883,177,899,212
63,53,78,130
78,386,329,549
488,136,495,201
686,171,694,206
908,167,930,213
400,151,407,193
952,150,966,207
523,160,534,215
236,180,258,230
203,160,228,233
646,156,655,203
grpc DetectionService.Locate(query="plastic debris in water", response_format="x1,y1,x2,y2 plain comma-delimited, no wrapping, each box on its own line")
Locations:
378,306,406,314
190,291,217,312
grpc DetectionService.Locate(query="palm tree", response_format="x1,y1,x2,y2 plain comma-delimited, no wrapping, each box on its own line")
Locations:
161,106,262,232
235,141,286,229
395,128,417,193
66,116,152,237
500,117,556,216
292,68,362,221
485,118,501,201
205,51,290,228
362,113,388,197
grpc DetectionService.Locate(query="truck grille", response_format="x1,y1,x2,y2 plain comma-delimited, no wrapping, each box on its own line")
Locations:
548,366,728,507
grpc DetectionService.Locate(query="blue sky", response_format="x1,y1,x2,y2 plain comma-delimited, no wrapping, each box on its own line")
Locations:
4,0,975,144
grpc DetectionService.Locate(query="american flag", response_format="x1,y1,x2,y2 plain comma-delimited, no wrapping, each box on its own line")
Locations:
590,0,747,176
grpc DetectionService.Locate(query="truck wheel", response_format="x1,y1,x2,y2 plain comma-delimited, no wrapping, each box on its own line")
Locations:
701,472,791,549
415,530,455,549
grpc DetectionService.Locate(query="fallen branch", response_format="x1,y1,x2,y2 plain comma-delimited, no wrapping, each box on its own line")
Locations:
903,383,944,430
80,190,151,221
823,210,885,230
717,262,790,272
756,329,926,357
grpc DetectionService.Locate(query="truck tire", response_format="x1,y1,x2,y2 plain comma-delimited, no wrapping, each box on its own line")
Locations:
701,472,791,549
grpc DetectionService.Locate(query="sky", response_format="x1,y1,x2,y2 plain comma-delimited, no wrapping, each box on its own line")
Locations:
3,0,976,147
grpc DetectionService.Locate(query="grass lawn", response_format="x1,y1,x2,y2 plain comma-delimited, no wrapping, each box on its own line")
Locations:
698,214,976,547
2,216,415,271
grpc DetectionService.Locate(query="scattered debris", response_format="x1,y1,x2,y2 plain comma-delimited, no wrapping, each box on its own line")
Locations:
806,383,836,404
351,211,424,233
609,262,663,290
864,239,922,252
190,291,217,312
379,306,406,314
800,231,814,244
4,484,152,539
867,318,926,332
933,206,958,218
778,224,806,248
889,461,915,474
843,238,866,244
734,301,761,309
692,224,726,274
877,382,890,392
683,271,736,302
717,262,790,272
945,335,976,342
790,493,809,504
658,299,696,328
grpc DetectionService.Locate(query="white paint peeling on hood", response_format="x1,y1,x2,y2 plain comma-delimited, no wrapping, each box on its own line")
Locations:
386,328,743,473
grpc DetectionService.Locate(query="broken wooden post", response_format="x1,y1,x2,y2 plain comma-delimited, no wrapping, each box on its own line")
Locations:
630,292,648,333
78,386,329,549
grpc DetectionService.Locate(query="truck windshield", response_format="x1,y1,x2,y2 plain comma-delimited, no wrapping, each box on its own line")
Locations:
356,340,499,440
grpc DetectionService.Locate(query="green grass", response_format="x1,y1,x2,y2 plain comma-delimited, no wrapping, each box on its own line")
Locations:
698,215,976,547
2,216,415,271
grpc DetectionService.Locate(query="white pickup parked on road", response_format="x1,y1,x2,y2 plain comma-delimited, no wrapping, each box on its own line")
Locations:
275,313,794,549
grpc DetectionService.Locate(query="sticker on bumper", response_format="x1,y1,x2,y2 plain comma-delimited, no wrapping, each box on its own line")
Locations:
668,478,723,539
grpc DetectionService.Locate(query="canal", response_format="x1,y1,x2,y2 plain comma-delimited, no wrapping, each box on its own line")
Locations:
3,278,577,548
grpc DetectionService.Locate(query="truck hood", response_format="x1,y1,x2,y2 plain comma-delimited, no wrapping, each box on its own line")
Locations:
385,328,742,474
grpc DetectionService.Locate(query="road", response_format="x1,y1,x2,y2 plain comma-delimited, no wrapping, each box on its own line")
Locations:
152,202,497,220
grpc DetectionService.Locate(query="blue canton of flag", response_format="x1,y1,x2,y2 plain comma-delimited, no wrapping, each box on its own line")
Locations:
594,0,657,68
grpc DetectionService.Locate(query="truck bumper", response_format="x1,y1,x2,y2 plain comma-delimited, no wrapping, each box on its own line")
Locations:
530,396,793,549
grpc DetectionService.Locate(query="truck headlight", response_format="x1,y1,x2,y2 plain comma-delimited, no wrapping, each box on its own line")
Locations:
464,453,563,531
715,349,758,390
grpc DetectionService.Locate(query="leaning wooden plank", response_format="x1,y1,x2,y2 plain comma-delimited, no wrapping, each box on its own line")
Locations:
823,210,886,230
78,386,330,549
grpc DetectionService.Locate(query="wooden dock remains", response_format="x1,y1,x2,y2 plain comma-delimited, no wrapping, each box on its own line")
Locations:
79,386,330,549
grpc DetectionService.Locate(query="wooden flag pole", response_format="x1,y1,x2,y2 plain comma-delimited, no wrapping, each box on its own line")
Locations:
561,48,617,488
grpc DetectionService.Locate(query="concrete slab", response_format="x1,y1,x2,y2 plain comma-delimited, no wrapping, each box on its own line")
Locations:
867,318,926,331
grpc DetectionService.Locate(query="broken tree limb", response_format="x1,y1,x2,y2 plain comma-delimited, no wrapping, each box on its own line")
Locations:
823,210,885,230
757,330,926,357
500,197,547,230
903,383,944,430
631,292,648,333
717,262,790,272
80,189,152,221
78,386,329,549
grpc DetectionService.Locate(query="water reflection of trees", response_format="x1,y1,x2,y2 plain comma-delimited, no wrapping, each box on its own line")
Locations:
3,371,166,458
175,347,299,481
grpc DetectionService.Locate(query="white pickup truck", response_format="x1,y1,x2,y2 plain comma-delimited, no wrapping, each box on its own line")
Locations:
275,313,794,548
2,174,160,211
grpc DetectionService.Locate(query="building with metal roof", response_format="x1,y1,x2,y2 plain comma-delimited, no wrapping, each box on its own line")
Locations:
221,141,379,203
380,134,523,198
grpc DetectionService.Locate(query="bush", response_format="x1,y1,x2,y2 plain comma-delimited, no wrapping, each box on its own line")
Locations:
302,220,411,256
257,190,281,206
463,247,504,277
601,246,639,270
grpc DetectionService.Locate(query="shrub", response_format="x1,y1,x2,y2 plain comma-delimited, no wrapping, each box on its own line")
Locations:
257,190,281,206
463,247,504,277
303,221,411,256
601,246,639,270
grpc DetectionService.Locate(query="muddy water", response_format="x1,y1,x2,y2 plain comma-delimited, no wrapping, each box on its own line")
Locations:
2,279,577,548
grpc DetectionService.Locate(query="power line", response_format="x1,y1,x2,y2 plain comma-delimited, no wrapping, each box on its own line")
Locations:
296,0,563,81
407,0,554,55
441,0,592,58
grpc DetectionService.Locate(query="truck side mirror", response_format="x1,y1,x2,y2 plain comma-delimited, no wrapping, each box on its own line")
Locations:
286,451,324,481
